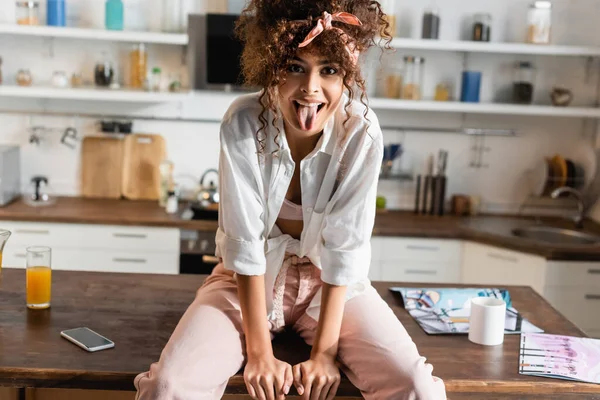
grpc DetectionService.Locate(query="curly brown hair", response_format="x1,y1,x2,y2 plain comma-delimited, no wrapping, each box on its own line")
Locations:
235,0,392,152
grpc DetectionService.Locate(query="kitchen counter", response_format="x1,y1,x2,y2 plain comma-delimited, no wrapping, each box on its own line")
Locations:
1,196,600,261
2,269,599,399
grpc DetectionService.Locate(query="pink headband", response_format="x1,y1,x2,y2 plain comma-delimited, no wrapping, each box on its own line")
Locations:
298,11,363,63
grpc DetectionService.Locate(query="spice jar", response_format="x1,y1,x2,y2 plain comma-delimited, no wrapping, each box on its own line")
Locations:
383,64,403,99
527,1,552,44
16,69,32,86
421,6,440,39
401,56,424,100
472,13,491,42
513,62,536,104
16,1,40,25
151,67,162,92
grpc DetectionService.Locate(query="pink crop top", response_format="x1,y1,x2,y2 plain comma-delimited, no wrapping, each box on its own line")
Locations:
278,198,303,221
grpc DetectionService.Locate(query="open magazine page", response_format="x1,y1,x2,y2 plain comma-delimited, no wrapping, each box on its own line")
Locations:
389,287,543,335
519,333,600,384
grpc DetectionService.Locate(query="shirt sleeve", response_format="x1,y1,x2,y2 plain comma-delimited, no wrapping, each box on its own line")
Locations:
320,123,384,286
215,109,267,276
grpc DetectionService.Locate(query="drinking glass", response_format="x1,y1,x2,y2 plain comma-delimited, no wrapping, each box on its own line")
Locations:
26,246,52,309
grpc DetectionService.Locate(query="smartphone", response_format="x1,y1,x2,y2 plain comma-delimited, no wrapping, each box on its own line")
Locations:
60,327,115,352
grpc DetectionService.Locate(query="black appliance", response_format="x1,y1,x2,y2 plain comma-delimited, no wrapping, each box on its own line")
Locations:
180,229,219,275
188,13,247,90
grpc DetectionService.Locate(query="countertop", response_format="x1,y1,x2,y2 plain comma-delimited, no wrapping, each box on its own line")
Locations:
2,269,598,398
1,196,600,261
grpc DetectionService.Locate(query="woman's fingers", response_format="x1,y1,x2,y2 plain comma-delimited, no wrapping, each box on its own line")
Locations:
283,363,294,395
259,375,275,400
244,377,257,400
310,375,327,400
326,377,340,400
293,364,304,396
274,363,292,400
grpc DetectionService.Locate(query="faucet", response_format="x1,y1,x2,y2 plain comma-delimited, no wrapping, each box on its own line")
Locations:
551,186,585,229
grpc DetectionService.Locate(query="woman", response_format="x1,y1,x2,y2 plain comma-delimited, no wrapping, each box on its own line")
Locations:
135,1,446,399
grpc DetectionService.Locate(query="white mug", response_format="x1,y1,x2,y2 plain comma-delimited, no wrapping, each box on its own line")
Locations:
468,297,506,346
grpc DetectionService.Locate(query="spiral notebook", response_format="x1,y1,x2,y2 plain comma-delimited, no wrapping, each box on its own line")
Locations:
389,287,543,335
519,333,600,384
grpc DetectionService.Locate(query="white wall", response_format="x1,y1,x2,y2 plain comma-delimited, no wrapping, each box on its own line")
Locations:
0,0,598,216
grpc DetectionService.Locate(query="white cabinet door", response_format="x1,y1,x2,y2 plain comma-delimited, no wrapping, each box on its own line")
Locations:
461,242,547,294
369,237,384,281
380,260,461,284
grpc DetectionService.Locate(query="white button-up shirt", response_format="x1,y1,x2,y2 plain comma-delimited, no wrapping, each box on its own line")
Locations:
215,92,383,322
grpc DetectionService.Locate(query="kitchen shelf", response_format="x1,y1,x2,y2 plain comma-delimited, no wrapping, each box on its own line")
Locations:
0,85,192,103
0,24,188,45
368,98,600,118
390,38,600,57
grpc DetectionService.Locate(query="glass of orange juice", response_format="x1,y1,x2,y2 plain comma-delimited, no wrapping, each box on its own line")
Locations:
26,246,52,309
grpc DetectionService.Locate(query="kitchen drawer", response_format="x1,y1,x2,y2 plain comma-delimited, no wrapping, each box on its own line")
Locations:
544,288,600,331
545,261,600,288
380,260,461,284
78,224,180,252
380,238,462,264
1,245,178,274
55,249,178,275
0,221,179,252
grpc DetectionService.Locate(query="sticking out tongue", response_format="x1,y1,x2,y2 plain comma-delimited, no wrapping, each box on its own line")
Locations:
296,103,319,131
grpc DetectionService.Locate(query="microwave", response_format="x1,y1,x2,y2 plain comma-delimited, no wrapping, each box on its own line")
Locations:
0,145,20,206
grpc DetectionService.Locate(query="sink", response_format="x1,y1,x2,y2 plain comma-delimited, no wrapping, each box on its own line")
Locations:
512,226,600,245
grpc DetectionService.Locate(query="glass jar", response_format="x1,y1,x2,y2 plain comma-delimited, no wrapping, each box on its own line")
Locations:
94,54,114,87
401,56,425,100
527,1,552,44
472,13,491,42
16,69,33,86
383,64,403,99
162,0,184,33
421,6,440,39
130,43,148,89
16,1,40,25
513,61,536,104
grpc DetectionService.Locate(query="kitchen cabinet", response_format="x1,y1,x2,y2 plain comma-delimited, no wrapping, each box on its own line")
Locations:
370,237,462,284
544,261,600,337
0,220,179,275
461,242,547,294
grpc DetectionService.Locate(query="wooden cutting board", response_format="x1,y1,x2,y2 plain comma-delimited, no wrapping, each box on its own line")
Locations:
122,133,166,200
81,135,124,199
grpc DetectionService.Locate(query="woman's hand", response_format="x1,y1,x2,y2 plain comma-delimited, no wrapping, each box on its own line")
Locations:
293,354,341,400
244,354,294,400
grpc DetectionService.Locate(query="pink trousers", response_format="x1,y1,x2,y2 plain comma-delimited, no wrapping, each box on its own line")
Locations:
134,261,446,399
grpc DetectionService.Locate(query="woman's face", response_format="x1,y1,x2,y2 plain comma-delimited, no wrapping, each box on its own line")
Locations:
278,50,344,137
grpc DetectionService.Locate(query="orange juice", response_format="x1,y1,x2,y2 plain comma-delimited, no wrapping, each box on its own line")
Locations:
26,266,51,309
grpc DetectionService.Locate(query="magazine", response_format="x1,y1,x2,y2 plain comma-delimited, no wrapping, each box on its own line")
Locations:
389,287,544,335
519,333,600,384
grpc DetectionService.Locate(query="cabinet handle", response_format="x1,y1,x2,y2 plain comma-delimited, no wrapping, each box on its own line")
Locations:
113,258,147,264
15,253,26,258
585,294,600,300
202,255,220,264
487,252,519,263
113,233,147,239
588,269,600,275
15,229,50,235
405,269,437,275
406,245,440,252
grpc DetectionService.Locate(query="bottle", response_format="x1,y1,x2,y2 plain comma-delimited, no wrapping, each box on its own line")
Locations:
421,6,440,39
47,0,66,27
105,0,124,31
162,0,183,32
166,191,178,214
513,62,536,104
151,67,162,92
129,43,147,89
401,56,425,100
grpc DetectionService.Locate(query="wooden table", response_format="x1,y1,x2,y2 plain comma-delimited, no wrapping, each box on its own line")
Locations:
1,269,599,399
